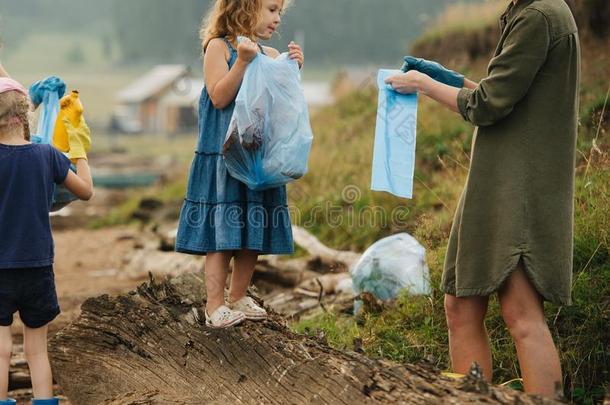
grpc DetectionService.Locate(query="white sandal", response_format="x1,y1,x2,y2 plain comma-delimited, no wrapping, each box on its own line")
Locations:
205,305,246,329
229,296,268,321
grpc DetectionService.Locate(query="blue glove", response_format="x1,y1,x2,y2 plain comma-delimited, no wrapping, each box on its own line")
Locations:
29,76,66,107
401,56,464,88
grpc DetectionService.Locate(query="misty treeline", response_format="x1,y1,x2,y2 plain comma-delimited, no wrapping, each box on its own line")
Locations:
0,0,484,65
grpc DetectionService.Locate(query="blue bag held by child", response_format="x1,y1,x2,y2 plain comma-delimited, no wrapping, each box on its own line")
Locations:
29,76,78,212
371,69,418,199
223,51,313,191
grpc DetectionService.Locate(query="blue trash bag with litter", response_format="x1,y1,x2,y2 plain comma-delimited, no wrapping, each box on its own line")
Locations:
223,50,313,191
29,76,78,212
351,233,431,313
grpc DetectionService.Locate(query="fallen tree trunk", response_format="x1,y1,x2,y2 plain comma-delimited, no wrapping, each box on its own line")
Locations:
265,290,355,320
254,256,318,287
292,226,361,271
50,273,563,405
121,248,205,280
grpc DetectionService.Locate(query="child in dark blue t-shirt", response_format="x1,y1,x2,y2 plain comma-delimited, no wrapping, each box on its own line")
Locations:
0,71,93,405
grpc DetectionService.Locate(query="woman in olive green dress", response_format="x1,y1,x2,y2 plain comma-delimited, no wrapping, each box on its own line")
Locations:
385,0,580,397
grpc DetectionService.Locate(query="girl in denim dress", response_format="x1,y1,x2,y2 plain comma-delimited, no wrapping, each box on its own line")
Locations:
176,0,304,328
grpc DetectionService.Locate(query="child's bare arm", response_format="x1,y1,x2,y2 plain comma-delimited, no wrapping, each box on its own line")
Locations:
205,38,258,109
63,160,93,201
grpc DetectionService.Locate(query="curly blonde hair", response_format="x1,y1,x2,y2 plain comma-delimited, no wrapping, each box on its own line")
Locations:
200,0,289,51
0,91,31,141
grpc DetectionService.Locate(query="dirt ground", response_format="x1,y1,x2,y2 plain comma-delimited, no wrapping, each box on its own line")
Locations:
9,226,145,335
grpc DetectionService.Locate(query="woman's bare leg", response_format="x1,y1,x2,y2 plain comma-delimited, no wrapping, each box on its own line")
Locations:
498,262,562,397
445,294,492,381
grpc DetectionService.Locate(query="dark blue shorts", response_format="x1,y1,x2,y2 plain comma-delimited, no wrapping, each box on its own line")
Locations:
0,266,60,329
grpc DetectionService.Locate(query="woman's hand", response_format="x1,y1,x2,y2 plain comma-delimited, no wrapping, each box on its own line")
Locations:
386,71,461,113
237,38,259,64
385,71,429,94
288,41,304,69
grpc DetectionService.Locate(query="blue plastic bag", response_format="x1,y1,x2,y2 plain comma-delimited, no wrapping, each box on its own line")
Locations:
223,52,313,191
351,233,431,313
30,76,65,145
29,77,77,212
371,69,418,199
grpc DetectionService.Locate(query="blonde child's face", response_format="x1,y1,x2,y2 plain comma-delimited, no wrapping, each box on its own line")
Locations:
256,0,283,40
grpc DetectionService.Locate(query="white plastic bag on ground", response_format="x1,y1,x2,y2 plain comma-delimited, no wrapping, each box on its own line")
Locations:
351,233,431,307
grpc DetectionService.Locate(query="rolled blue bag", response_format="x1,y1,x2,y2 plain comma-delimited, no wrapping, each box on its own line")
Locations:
29,76,77,212
223,50,313,191
371,69,418,199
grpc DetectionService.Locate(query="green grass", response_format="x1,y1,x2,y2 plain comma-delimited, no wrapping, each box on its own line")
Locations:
88,175,188,229
89,192,143,228
292,313,360,350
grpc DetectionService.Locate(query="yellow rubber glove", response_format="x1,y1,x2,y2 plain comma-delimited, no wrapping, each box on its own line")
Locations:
64,116,91,163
